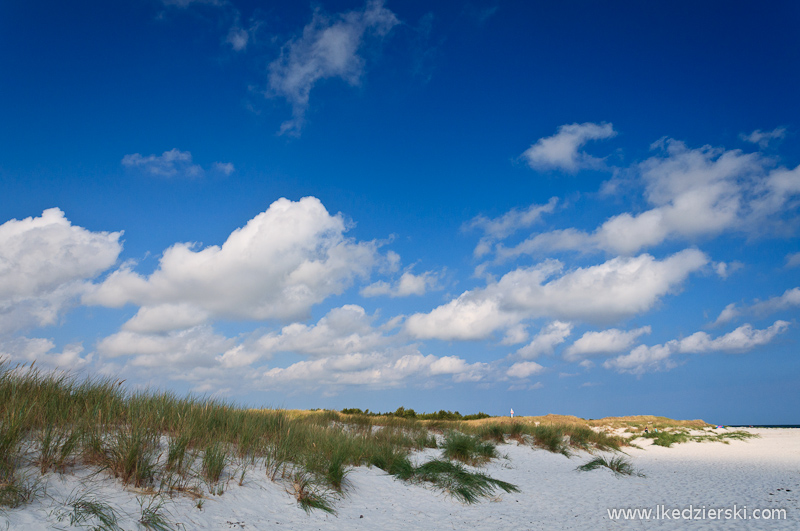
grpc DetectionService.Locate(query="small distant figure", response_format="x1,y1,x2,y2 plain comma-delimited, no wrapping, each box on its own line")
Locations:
644,427,649,434
510,408,514,418
654,428,658,433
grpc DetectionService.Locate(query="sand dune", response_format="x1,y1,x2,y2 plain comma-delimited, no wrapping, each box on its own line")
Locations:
3,427,798,530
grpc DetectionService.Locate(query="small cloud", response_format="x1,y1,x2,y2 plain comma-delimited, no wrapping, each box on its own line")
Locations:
709,303,740,327
212,162,235,176
122,149,234,179
506,361,545,379
226,26,249,51
360,269,441,298
786,252,800,268
267,0,399,135
563,326,651,362
740,127,786,149
713,261,743,279
500,324,528,345
751,287,800,316
517,321,572,359
465,198,557,258
712,288,800,327
521,122,616,173
122,149,204,178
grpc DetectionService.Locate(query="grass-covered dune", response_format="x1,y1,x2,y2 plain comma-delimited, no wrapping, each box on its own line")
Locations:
1,361,742,522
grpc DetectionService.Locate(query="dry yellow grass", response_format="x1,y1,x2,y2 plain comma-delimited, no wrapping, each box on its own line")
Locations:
436,414,709,430
249,409,710,430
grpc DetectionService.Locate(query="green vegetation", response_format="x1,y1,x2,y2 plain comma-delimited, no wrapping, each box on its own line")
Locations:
137,496,177,531
52,490,124,531
576,456,645,477
637,429,758,448
410,459,519,503
0,361,517,516
440,431,497,465
340,406,491,421
6,361,738,519
467,421,624,456
369,456,519,503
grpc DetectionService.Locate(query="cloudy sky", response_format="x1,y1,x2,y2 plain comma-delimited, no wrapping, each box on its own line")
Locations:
1,0,799,423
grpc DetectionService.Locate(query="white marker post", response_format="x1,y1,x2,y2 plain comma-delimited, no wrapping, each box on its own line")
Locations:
510,408,514,418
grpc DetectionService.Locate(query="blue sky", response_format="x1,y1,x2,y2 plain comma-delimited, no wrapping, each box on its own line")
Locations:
1,0,799,423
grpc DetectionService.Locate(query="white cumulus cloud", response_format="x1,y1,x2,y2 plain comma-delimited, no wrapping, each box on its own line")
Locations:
257,348,487,391
360,270,440,298
0,337,90,370
710,287,800,327
84,197,379,330
563,326,651,362
506,361,545,379
504,138,800,258
604,320,790,375
97,325,235,370
516,321,572,359
405,249,708,341
521,122,616,172
0,208,122,334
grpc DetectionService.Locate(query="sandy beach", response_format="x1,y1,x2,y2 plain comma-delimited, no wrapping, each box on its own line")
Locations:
3,427,798,530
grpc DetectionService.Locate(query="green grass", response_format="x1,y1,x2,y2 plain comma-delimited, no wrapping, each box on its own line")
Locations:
440,431,497,465
411,459,519,503
290,471,335,514
576,455,645,477
106,424,160,487
0,360,651,515
53,490,124,531
138,496,177,531
637,429,758,448
202,442,227,485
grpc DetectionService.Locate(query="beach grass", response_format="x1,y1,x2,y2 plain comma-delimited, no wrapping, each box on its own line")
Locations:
0,362,520,514
636,428,758,447
2,360,726,519
440,431,497,465
576,455,644,477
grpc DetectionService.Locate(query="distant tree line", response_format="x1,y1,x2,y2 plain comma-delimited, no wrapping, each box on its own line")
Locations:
339,406,492,421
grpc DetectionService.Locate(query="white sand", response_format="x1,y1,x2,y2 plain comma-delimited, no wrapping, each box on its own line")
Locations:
3,428,798,530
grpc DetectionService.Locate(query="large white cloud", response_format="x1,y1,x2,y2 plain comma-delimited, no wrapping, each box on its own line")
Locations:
604,320,790,375
232,304,386,365
502,139,800,258
0,208,122,334
97,325,235,370
84,197,379,331
268,0,399,135
406,249,707,341
0,337,90,370
258,348,487,390
521,122,616,172
563,326,651,362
